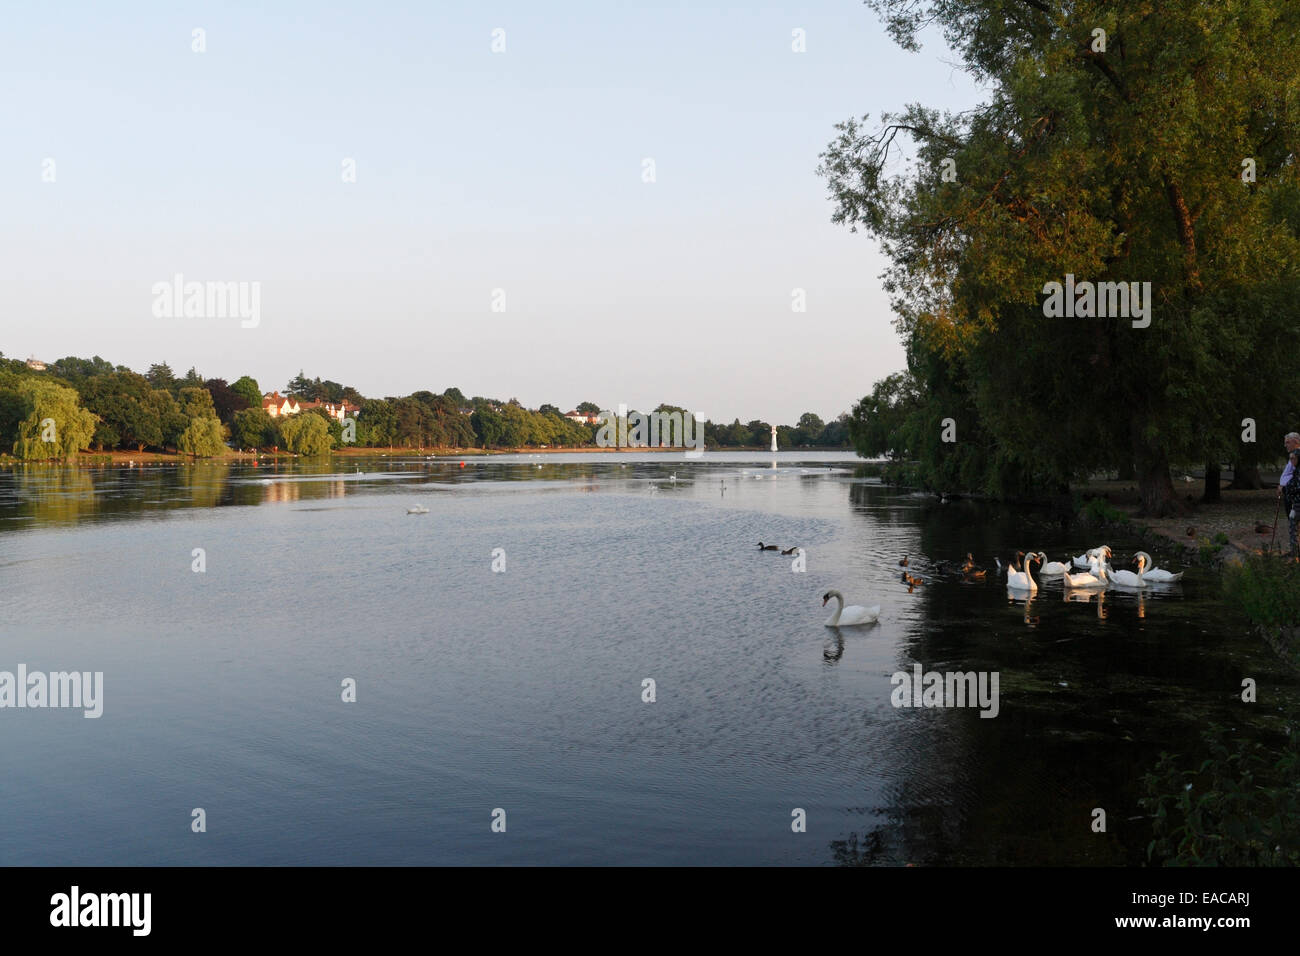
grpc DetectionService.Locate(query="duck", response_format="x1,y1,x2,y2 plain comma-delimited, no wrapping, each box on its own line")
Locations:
1255,523,1271,534
899,555,909,567
822,590,881,626
781,546,800,555
407,505,429,515
1133,551,1184,582
757,542,779,551
1186,527,1196,537
905,573,924,587
1006,551,1042,592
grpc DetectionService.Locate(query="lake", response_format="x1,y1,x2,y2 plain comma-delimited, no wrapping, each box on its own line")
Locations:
1,451,1295,865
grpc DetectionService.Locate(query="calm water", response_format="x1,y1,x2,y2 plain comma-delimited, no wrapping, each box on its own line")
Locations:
0,452,1295,865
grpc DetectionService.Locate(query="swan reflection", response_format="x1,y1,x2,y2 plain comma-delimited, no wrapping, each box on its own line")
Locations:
1005,588,1040,625
1064,586,1108,619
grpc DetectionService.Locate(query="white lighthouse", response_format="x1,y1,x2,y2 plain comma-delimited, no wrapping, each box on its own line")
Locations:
770,424,778,453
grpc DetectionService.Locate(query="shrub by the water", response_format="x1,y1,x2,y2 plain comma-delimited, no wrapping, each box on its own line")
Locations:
1140,726,1300,866
1223,555,1300,629
1082,496,1125,525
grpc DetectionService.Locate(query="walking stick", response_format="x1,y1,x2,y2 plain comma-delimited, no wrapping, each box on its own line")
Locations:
1269,492,1282,554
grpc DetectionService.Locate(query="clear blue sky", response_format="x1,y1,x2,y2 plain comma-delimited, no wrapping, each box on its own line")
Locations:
2,1,982,423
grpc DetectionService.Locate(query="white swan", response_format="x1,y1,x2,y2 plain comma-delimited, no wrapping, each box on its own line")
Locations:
407,505,429,515
1037,553,1070,575
1071,546,1111,569
1007,552,1042,592
1134,551,1183,582
1109,553,1148,587
822,590,880,626
1064,556,1109,589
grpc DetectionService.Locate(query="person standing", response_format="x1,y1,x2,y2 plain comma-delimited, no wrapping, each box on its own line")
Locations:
1278,432,1300,557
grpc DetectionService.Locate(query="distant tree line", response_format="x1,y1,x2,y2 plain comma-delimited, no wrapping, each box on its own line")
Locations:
0,352,849,459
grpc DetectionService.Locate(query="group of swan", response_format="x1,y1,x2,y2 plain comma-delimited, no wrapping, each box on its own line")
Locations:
817,544,1179,628
1007,546,1182,593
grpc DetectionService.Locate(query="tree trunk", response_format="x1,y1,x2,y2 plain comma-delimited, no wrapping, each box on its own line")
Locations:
1202,461,1221,502
1136,449,1181,517
1228,462,1263,490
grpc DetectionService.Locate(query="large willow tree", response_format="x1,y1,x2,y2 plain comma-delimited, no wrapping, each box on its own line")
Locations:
821,0,1300,514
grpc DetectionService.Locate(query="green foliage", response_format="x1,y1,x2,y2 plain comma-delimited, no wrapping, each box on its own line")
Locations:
470,405,505,448
77,371,162,451
286,370,313,398
357,398,395,447
231,408,279,450
146,363,177,393
1082,496,1125,524
178,366,205,391
8,379,98,459
204,378,248,424
848,371,920,459
148,390,188,447
306,406,344,446
47,355,118,383
1224,554,1300,628
3,351,838,453
1140,725,1300,866
821,0,1300,514
278,411,333,456
230,376,262,408
171,387,225,456
176,416,225,457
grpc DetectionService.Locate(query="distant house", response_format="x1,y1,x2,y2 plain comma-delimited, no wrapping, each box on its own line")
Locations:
564,410,602,425
262,392,301,417
299,399,361,422
25,356,46,371
262,392,360,422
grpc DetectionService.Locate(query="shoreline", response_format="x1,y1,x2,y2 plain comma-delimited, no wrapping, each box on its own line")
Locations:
0,444,855,466
1073,480,1288,566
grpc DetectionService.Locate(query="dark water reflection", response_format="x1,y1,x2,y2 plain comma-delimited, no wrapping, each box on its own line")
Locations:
0,453,1294,866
